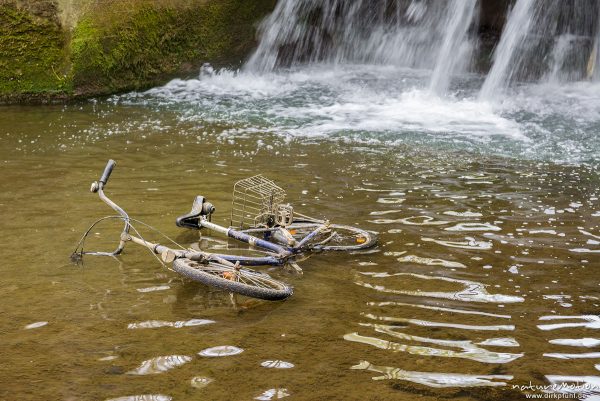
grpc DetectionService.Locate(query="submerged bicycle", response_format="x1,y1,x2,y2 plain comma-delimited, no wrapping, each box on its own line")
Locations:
72,160,293,301
175,174,377,261
72,160,377,301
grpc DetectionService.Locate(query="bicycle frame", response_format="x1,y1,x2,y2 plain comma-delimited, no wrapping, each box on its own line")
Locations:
83,161,294,268
81,160,253,267
176,204,332,258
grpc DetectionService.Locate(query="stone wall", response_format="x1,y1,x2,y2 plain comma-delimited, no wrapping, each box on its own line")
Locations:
0,0,276,102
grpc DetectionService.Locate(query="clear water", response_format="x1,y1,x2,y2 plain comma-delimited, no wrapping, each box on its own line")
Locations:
1,61,599,400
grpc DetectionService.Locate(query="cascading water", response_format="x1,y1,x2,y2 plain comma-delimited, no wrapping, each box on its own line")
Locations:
480,0,600,99
121,0,600,164
428,0,479,94
246,0,479,92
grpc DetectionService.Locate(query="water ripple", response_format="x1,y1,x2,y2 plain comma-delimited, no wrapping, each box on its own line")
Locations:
190,376,214,389
397,255,466,268
105,395,172,401
24,321,48,330
422,236,493,250
537,315,600,331
351,360,512,387
198,346,244,357
254,388,290,400
361,314,515,331
355,324,522,363
549,338,600,347
127,319,215,329
126,355,192,375
260,360,295,369
444,223,501,232
357,272,524,303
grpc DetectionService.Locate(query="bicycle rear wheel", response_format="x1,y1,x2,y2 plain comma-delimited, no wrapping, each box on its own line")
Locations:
172,258,293,301
287,221,378,251
242,222,377,251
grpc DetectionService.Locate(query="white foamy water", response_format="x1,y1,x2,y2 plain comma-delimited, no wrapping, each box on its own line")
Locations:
118,62,600,163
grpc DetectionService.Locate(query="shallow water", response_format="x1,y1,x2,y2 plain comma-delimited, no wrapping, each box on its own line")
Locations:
1,66,599,400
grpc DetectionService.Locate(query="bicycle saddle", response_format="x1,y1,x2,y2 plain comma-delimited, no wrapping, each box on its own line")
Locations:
176,196,215,229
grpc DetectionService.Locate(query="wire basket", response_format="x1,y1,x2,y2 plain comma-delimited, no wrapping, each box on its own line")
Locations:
230,175,286,229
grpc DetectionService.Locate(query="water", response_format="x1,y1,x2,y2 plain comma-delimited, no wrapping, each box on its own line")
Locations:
481,0,600,99
479,0,536,99
1,96,599,400
123,64,600,164
428,0,478,95
247,0,478,83
1,2,600,400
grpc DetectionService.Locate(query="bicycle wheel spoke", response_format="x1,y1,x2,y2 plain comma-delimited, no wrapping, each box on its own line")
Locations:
172,258,292,301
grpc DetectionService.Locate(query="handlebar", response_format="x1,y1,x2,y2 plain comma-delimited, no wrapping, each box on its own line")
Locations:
99,159,116,186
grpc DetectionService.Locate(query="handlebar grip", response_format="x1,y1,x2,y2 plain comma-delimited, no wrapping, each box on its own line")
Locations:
99,160,116,186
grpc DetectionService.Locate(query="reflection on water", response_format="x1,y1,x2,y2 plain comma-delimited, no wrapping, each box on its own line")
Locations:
260,360,295,369
23,321,48,330
345,329,522,363
198,346,244,357
105,396,172,401
126,355,193,375
356,272,524,303
190,376,214,389
351,360,512,387
127,319,215,329
254,388,290,400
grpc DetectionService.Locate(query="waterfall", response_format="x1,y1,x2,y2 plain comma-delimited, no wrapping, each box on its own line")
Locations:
245,0,478,90
429,0,478,94
479,0,534,99
480,0,600,99
589,6,600,80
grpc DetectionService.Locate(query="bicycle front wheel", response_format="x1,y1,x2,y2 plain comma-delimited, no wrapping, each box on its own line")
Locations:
172,258,293,301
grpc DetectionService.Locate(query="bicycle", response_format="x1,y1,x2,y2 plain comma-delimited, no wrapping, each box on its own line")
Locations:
72,160,293,301
175,175,378,263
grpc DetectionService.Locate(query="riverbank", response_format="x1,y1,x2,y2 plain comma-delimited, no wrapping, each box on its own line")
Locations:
0,0,275,103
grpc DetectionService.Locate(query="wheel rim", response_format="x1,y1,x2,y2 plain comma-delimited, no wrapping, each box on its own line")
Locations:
186,261,286,291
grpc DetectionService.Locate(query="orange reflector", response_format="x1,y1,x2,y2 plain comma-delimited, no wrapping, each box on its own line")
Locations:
356,236,367,244
289,229,297,235
223,272,234,280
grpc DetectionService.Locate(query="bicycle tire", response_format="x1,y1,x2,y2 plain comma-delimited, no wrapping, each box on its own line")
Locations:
242,221,377,251
172,258,293,301
291,221,378,251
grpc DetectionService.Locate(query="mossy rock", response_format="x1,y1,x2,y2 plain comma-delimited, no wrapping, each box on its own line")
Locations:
70,0,277,96
0,1,70,98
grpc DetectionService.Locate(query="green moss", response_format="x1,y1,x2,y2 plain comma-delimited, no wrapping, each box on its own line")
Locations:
70,0,276,96
0,0,276,101
0,3,70,96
